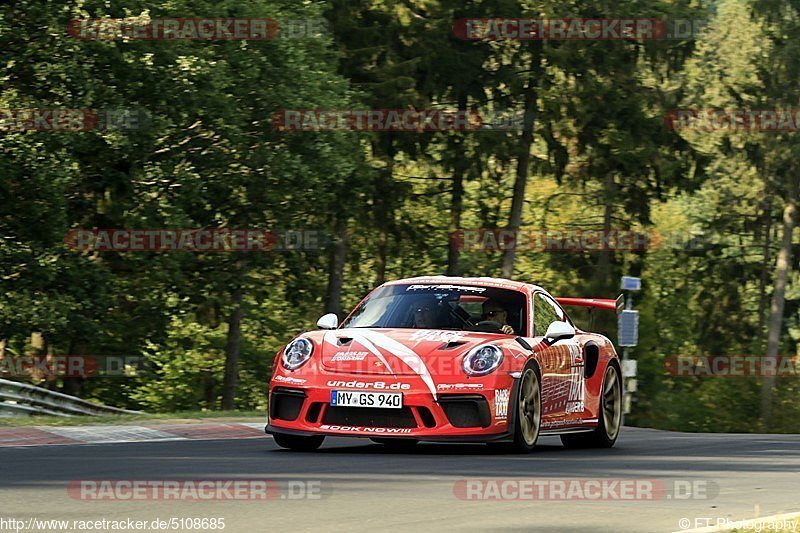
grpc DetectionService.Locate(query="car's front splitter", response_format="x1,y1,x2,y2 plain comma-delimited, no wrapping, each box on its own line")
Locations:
265,423,513,443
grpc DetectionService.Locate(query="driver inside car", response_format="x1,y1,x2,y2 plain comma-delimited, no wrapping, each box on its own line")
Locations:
481,300,514,334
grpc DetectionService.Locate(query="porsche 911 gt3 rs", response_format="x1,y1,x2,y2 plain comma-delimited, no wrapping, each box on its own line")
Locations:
266,276,623,452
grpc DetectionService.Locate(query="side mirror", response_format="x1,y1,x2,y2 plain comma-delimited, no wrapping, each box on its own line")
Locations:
544,321,575,345
316,313,338,330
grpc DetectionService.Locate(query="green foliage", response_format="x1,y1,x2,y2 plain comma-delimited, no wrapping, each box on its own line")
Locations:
1,0,799,432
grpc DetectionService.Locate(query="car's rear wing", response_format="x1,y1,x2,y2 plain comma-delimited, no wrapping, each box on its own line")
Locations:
555,295,624,315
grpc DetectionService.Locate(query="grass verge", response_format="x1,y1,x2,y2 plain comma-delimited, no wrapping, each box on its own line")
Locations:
0,410,265,427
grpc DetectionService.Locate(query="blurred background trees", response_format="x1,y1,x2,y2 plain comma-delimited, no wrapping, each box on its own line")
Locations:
1,0,798,431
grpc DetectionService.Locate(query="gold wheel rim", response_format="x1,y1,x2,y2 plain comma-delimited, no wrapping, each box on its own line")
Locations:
602,366,622,440
518,369,541,445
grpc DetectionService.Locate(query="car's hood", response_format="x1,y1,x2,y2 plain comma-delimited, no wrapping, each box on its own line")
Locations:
314,327,504,376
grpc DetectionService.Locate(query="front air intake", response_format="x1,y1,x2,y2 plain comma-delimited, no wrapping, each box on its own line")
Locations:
269,387,306,421
438,394,491,428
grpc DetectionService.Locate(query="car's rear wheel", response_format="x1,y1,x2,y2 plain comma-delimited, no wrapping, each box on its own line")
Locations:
561,363,622,449
510,366,541,453
370,438,419,450
272,433,325,452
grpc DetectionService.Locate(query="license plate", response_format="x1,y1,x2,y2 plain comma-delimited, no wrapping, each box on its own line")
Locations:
330,390,403,409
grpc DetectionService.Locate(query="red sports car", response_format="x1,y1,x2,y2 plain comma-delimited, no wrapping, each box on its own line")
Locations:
266,276,623,452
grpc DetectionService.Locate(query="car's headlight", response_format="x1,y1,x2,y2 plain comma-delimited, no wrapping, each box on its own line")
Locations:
462,344,504,376
282,338,314,370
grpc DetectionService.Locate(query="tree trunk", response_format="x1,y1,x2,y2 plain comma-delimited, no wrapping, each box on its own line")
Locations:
374,134,395,285
63,339,87,397
447,93,469,277
760,192,797,424
222,284,244,411
324,216,349,316
594,172,616,292
204,375,215,410
500,44,542,278
757,196,774,333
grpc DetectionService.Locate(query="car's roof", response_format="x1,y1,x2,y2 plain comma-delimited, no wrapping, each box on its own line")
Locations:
383,275,546,294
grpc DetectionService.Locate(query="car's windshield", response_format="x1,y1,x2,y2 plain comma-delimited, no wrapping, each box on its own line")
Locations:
342,283,527,335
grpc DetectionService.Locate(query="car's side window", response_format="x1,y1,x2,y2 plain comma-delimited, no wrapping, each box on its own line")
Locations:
544,294,566,322
533,293,566,336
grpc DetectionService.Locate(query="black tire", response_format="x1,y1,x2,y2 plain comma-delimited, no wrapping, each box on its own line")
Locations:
370,438,419,450
509,366,542,453
272,433,325,451
561,363,622,449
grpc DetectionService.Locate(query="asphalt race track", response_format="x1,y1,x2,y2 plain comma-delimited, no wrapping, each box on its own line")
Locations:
1,427,799,533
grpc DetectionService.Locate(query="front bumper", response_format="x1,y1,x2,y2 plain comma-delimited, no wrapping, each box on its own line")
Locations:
266,374,517,442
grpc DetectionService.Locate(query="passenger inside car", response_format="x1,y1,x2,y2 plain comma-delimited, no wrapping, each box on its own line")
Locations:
413,303,437,329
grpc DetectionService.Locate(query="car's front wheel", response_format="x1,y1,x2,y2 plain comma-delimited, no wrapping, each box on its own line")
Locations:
511,366,542,453
272,433,325,452
561,363,622,449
